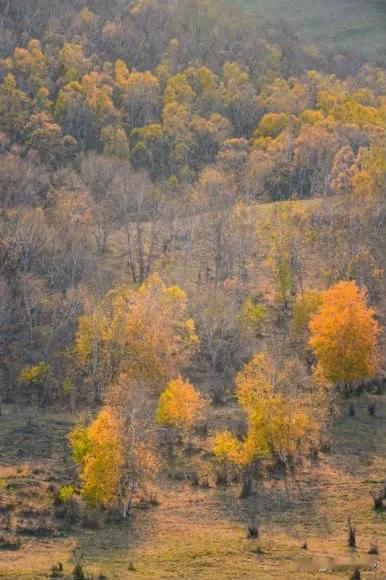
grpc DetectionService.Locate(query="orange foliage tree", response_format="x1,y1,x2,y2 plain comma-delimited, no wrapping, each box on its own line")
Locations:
309,281,380,384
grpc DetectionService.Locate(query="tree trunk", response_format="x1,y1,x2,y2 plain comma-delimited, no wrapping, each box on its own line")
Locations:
122,498,131,519
240,469,253,498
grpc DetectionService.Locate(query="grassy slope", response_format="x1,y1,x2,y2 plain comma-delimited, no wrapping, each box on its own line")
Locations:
0,394,386,579
229,0,386,62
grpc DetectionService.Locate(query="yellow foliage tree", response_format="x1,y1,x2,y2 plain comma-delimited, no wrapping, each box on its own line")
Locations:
235,353,274,409
292,290,322,341
75,275,198,398
69,405,160,516
156,377,207,431
69,407,124,507
213,395,317,498
214,350,320,495
246,397,316,463
309,281,380,384
212,430,248,466
213,397,316,468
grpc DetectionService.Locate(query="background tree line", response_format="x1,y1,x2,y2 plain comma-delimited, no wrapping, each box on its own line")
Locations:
0,0,384,410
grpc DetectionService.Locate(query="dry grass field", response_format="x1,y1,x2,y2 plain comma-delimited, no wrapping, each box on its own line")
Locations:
231,0,386,63
0,392,385,579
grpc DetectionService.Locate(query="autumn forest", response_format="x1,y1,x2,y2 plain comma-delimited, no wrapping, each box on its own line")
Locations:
0,0,385,578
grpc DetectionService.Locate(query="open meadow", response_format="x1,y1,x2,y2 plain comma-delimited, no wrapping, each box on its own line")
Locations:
0,392,386,579
232,0,386,62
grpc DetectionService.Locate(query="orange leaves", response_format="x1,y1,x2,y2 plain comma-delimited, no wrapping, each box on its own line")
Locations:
309,281,380,384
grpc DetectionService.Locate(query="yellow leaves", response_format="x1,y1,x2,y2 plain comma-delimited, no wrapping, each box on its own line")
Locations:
163,283,187,304
162,102,191,139
156,377,207,430
75,309,110,362
330,145,385,212
18,362,49,384
317,88,346,114
74,275,198,392
55,68,116,128
115,58,159,97
213,396,317,468
292,290,322,340
351,146,386,200
256,113,290,138
185,66,218,92
309,281,380,384
299,109,324,125
1,73,17,93
14,47,34,73
235,353,274,409
213,348,320,469
79,7,95,24
69,407,124,507
59,43,91,82
101,125,129,159
331,99,386,128
11,39,48,87
241,298,267,331
126,71,160,94
164,73,195,105
213,431,244,465
68,425,90,465
184,318,198,342
248,397,316,461
223,62,249,90
114,60,130,87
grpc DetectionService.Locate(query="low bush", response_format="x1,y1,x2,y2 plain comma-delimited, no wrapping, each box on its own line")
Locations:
0,534,21,550
190,471,199,486
56,484,76,504
81,508,104,529
372,492,384,510
247,519,259,538
16,520,57,537
50,562,64,578
215,468,228,486
368,539,379,555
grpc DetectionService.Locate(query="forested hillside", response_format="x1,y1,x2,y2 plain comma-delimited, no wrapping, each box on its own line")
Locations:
0,0,385,577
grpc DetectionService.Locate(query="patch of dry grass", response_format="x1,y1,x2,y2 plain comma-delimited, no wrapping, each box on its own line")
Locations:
0,394,385,578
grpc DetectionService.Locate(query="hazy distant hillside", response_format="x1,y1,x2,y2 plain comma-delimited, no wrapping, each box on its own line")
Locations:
233,0,386,62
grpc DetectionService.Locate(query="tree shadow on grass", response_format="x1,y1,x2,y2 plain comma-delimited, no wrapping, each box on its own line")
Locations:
214,395,386,543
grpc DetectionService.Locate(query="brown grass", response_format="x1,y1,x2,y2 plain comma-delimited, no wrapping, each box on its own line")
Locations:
0,394,385,578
